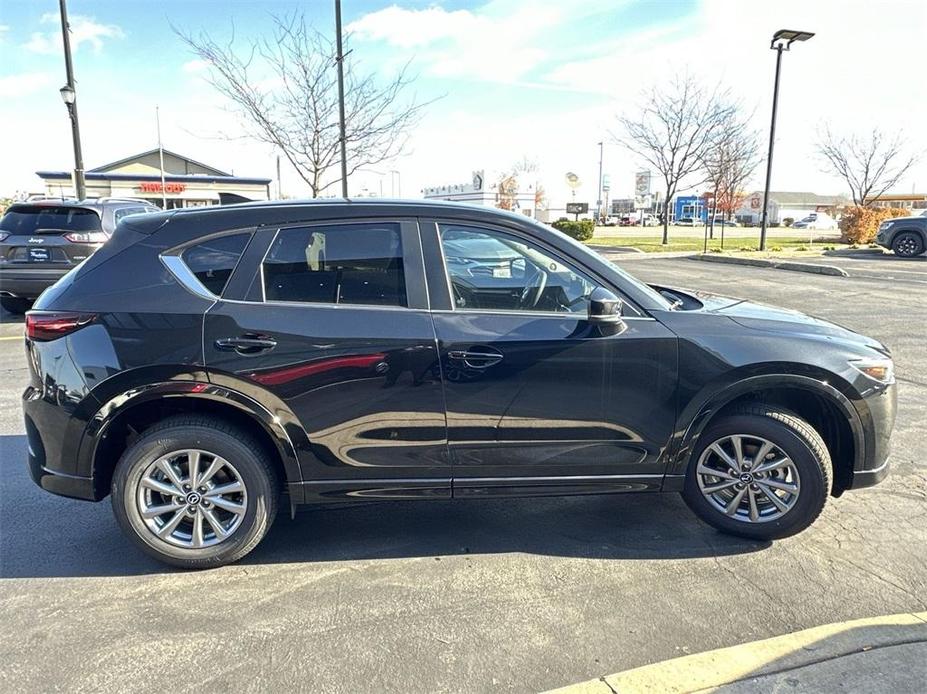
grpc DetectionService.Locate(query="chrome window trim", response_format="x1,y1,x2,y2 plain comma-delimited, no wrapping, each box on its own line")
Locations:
160,254,216,300
428,308,655,321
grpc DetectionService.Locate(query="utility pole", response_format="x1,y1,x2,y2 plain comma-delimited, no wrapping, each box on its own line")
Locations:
58,0,85,200
335,0,349,198
596,141,604,224
276,154,282,199
156,106,167,208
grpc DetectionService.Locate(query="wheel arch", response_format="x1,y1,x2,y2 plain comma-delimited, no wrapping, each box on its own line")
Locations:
671,373,866,496
80,382,304,501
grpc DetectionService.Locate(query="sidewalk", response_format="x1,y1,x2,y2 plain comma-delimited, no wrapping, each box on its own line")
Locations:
546,612,927,694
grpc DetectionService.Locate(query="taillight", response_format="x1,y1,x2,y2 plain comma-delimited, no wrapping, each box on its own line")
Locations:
63,231,108,243
25,312,97,341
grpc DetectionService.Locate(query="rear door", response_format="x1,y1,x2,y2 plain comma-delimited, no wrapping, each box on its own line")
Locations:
202,218,450,501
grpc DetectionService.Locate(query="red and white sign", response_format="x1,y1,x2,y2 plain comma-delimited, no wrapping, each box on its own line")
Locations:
138,182,187,194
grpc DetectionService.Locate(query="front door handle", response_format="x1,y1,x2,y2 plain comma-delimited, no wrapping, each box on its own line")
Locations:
448,347,504,369
215,336,278,355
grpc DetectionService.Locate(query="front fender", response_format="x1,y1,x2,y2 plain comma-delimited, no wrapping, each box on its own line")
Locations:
78,381,304,498
666,371,867,477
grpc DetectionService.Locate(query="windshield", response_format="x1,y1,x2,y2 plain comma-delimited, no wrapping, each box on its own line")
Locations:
0,206,102,234
540,220,674,310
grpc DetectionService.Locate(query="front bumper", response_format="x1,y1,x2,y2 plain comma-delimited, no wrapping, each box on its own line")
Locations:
0,267,69,299
846,379,896,490
875,227,892,248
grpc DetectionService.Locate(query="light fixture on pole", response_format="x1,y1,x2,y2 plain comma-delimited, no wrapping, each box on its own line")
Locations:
759,28,814,251
58,0,86,201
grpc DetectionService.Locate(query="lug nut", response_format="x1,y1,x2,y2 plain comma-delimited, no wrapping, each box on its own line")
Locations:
187,506,196,514
202,500,210,508
198,487,207,494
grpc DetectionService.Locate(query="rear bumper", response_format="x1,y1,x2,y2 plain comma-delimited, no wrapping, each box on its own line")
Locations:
0,267,69,299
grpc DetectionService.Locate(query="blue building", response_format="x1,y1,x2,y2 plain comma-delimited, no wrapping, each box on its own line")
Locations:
673,195,708,222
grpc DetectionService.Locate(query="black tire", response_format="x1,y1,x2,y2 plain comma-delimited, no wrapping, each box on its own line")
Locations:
891,231,925,258
682,406,831,541
1,296,32,314
111,415,279,569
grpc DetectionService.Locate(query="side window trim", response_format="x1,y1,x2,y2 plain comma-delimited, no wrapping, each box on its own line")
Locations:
430,219,642,317
161,227,255,300
255,217,425,310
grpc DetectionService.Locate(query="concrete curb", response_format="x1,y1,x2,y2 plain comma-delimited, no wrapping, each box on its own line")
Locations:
692,253,849,277
545,612,927,694
590,248,699,260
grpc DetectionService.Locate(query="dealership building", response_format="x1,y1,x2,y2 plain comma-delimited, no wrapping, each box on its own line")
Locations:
36,149,272,208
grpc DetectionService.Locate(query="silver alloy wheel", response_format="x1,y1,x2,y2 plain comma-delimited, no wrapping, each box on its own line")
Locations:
696,434,801,523
136,449,248,548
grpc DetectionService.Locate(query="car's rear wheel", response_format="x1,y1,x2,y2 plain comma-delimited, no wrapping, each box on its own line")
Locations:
111,415,279,569
1,296,32,314
682,406,831,540
891,231,925,258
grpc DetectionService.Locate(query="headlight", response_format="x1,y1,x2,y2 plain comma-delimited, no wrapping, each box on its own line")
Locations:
879,221,894,230
850,357,894,384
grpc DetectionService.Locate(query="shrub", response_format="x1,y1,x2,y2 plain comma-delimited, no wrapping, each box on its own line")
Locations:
770,245,783,252
796,245,808,251
783,217,795,227
552,218,595,241
838,206,909,244
738,246,757,252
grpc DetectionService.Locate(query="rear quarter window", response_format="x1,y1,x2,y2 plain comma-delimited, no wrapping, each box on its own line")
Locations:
181,233,251,296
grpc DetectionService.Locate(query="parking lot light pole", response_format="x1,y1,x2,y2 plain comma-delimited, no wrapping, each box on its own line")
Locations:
58,0,85,201
759,29,814,251
596,142,604,224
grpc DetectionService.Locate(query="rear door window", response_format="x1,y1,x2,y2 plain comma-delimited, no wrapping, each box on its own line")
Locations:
261,223,407,307
181,233,251,296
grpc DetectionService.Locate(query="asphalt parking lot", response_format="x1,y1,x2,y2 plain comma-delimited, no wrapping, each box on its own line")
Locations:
1,256,925,693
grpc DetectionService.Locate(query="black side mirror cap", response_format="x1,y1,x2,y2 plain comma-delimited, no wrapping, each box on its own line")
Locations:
587,286,623,324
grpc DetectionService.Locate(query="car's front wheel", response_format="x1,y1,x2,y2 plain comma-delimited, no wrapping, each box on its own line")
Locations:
111,415,279,569
891,231,925,258
682,406,831,541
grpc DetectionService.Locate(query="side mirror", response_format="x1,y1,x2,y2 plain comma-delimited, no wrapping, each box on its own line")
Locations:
587,287,623,324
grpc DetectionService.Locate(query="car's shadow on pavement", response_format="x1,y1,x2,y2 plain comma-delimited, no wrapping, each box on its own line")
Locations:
0,434,769,579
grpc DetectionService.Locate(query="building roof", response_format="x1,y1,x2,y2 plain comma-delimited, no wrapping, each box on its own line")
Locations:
89,148,231,176
36,171,271,185
762,191,850,206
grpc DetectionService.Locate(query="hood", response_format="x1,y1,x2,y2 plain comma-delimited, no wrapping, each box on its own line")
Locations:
659,286,888,354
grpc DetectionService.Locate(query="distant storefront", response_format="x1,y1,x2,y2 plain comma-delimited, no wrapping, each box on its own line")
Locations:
37,149,272,208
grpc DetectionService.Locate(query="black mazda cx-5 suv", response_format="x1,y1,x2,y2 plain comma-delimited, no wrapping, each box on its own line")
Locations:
22,201,896,568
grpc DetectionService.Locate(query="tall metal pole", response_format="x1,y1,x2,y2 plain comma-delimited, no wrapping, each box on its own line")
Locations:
335,0,349,198
156,106,167,208
759,44,784,252
276,154,282,199
59,0,85,200
596,141,604,224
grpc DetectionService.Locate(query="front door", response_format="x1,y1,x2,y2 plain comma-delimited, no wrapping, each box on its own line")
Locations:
423,220,678,497
203,219,450,501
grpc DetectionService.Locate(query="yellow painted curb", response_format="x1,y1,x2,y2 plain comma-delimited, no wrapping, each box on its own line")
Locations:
546,612,927,694
0,335,23,341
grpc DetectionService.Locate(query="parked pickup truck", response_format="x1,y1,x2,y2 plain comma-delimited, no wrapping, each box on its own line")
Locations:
876,210,927,258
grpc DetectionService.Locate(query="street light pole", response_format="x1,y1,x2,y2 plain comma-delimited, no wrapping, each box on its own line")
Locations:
58,0,85,200
334,0,349,198
596,141,604,224
759,29,814,251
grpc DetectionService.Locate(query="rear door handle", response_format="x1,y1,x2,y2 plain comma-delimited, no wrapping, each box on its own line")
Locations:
215,336,278,355
448,347,504,369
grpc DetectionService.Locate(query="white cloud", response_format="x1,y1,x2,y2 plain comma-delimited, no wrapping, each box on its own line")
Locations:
25,13,124,55
347,3,561,81
0,72,55,97
181,59,210,74
0,24,10,42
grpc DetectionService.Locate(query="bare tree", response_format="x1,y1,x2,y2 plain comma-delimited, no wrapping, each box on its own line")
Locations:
700,111,762,236
176,14,432,197
817,127,920,207
495,156,538,211
614,75,735,243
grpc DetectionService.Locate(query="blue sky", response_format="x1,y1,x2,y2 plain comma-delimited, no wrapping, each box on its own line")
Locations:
1,0,924,203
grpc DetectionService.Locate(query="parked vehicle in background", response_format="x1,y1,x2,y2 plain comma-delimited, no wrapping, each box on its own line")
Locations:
675,216,697,226
0,199,158,313
876,211,927,257
23,200,895,568
792,212,837,230
712,217,739,227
